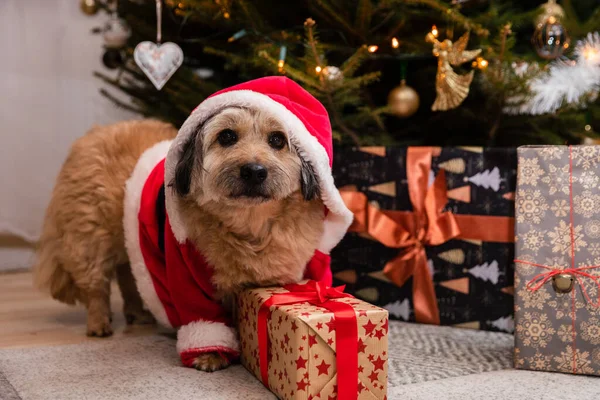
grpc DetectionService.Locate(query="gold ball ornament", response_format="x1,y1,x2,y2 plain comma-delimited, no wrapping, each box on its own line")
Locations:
80,0,99,16
387,80,420,118
535,0,565,28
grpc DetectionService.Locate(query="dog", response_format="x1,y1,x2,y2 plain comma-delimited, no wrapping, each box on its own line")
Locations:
34,76,353,372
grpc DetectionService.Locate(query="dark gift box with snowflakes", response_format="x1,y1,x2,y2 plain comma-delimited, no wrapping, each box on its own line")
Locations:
331,146,516,332
515,145,600,376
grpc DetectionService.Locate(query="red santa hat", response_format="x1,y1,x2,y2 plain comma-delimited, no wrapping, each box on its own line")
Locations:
164,76,353,254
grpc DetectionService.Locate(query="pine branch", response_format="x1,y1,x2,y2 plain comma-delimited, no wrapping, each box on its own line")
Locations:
399,0,489,36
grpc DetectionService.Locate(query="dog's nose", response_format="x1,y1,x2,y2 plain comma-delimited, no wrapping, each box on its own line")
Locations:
240,163,268,184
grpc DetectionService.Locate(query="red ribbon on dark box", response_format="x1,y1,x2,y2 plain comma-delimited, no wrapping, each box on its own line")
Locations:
515,146,600,374
341,147,514,325
257,280,359,400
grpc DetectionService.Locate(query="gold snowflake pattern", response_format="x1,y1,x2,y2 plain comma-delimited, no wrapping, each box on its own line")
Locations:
548,220,587,255
515,254,538,275
522,229,546,255
557,324,574,343
541,164,570,195
518,157,545,186
585,220,600,239
528,352,553,371
547,294,587,320
581,317,600,344
514,347,524,367
516,189,549,224
578,170,600,190
518,284,551,310
589,243,600,257
516,312,555,348
593,348,600,365
539,146,565,161
550,199,569,218
573,146,600,170
554,347,595,375
545,256,568,269
574,191,600,218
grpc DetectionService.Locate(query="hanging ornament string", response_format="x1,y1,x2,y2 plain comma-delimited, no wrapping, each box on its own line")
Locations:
156,0,162,44
134,0,183,90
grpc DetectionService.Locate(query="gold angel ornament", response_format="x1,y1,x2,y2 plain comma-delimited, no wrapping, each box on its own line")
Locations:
426,27,481,111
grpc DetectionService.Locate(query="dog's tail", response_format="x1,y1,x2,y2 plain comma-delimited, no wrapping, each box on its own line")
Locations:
33,224,81,305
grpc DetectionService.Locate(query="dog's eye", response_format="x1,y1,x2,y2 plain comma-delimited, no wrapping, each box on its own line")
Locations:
268,132,286,150
217,129,238,147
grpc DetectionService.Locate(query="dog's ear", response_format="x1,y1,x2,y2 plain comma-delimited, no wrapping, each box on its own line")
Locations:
172,132,200,197
299,153,320,201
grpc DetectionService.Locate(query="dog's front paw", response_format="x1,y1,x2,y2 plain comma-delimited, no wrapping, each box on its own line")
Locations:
192,352,230,372
86,314,113,337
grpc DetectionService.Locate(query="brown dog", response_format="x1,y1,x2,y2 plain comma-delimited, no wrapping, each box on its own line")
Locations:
34,77,353,371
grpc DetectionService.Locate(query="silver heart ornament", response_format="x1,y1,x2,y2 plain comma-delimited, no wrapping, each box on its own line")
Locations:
134,41,183,90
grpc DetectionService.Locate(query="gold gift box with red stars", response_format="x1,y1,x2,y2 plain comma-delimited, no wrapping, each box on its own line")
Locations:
237,284,389,399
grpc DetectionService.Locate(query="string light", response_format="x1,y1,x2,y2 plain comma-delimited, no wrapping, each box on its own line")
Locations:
472,56,488,69
367,45,378,53
431,25,439,38
228,29,247,42
278,45,287,73
315,65,322,73
391,37,399,49
585,124,592,132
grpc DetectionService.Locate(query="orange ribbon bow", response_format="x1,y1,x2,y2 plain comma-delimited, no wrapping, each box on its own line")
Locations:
341,147,514,325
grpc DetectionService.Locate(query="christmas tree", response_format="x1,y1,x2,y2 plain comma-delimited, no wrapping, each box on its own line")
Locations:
89,0,600,146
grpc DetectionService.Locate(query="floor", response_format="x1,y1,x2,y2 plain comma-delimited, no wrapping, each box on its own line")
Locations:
0,271,157,349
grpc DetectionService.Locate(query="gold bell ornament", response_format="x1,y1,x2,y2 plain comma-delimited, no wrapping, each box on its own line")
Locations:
552,273,575,293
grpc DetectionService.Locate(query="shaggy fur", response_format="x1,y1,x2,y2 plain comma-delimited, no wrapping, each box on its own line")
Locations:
34,120,177,336
34,109,325,372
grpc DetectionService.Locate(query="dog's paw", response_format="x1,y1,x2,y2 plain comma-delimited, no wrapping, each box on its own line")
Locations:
86,315,113,337
192,352,230,372
124,307,156,325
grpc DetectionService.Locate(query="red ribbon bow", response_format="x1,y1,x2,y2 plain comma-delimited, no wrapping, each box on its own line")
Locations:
341,147,514,325
257,281,359,400
517,261,600,308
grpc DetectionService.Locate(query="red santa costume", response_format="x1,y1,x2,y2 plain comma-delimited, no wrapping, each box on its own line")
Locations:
123,76,353,368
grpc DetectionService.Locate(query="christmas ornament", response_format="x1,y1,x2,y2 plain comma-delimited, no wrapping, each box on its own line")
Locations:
102,49,125,69
532,17,570,60
426,28,481,111
80,0,99,16
103,16,131,48
534,0,565,28
387,79,420,118
506,32,600,115
322,66,344,83
134,0,183,90
552,273,575,293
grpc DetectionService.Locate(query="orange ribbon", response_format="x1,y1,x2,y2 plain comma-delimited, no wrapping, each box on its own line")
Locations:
341,147,514,325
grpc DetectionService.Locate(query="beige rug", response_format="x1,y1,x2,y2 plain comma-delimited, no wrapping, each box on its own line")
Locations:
1,322,598,400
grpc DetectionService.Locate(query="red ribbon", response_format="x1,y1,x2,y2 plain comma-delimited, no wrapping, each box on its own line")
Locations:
515,146,600,374
257,281,358,400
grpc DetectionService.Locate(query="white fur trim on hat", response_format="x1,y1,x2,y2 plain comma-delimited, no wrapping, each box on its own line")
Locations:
123,140,173,328
176,320,240,354
164,90,353,254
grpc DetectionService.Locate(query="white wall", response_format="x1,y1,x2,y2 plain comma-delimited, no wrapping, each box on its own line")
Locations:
0,0,137,270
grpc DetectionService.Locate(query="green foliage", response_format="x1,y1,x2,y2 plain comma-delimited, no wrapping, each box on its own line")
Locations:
97,0,600,146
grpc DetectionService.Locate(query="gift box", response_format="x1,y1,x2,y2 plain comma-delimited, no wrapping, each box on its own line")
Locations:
515,145,600,376
237,281,388,400
330,146,516,332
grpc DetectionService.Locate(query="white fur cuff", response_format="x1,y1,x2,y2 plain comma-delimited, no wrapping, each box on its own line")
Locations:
176,320,240,354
